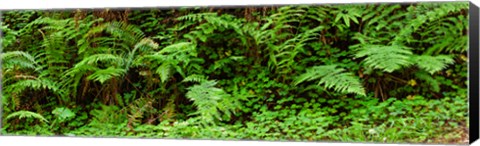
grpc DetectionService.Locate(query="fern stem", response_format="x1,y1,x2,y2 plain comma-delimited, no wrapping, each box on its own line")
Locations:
384,74,408,84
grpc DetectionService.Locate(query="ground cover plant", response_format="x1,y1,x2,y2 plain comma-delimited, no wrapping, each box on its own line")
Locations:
0,2,470,144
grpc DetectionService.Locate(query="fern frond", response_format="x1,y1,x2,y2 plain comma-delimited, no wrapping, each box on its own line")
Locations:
63,64,98,78
186,80,237,125
76,53,125,67
271,6,306,25
411,55,454,74
104,21,146,47
86,67,126,84
0,23,18,48
294,65,366,96
134,38,159,52
155,63,171,83
7,78,60,94
178,12,244,44
409,2,468,31
6,110,49,124
159,42,196,54
122,38,159,71
362,4,403,31
176,13,218,22
182,74,209,83
355,45,413,73
270,25,324,74
393,2,468,48
1,51,38,70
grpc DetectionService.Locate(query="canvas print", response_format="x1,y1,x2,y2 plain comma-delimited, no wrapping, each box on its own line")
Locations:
0,2,470,144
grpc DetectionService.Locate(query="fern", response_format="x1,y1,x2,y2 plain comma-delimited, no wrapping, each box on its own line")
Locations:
355,45,413,73
1,50,67,110
77,54,125,67
249,6,326,74
331,4,363,28
0,23,18,48
393,2,468,53
63,53,126,88
6,78,60,95
176,13,218,22
186,80,238,125
79,21,145,55
104,21,147,50
182,74,209,83
158,42,196,55
178,13,242,33
6,110,49,124
271,6,306,26
178,13,244,43
407,2,468,32
60,66,93,99
355,45,454,75
0,51,38,71
294,65,366,96
271,25,324,74
133,38,159,53
36,30,70,79
86,67,127,84
411,55,454,74
155,63,171,83
134,42,197,82
421,14,468,54
353,4,405,45
125,38,159,71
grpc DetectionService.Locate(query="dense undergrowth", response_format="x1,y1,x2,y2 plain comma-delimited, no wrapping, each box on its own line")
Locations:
0,2,469,144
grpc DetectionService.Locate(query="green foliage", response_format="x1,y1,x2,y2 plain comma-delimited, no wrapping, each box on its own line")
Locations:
1,2,469,144
0,23,18,48
411,55,455,74
5,111,49,124
332,4,362,28
355,45,413,73
182,74,209,83
294,65,366,96
186,80,239,125
52,107,75,121
0,51,37,71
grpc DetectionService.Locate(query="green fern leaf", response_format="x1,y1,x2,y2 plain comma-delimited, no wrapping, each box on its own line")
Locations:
156,63,171,83
411,55,454,74
186,80,237,125
294,65,366,96
355,45,413,73
159,42,195,54
77,54,124,67
6,110,49,124
1,51,38,70
8,78,59,94
86,67,126,84
183,74,209,83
